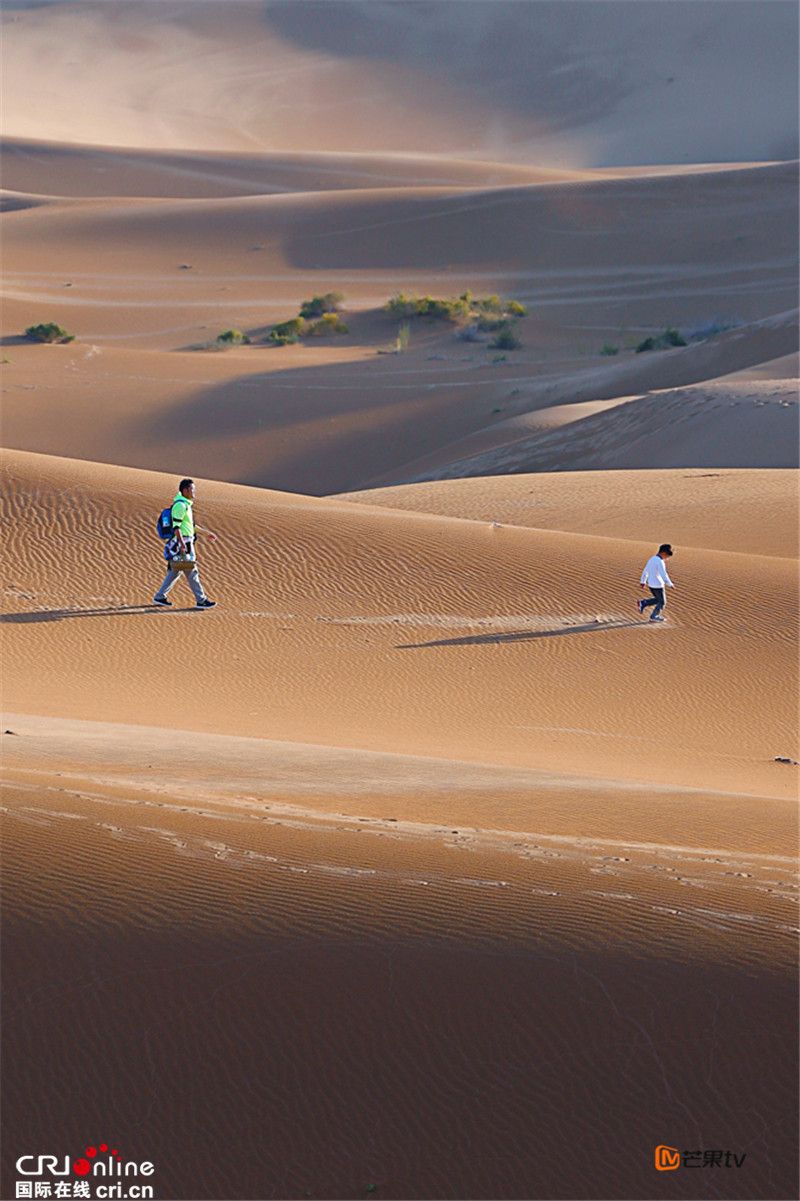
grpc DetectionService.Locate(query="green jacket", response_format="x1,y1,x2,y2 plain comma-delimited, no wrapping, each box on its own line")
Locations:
171,493,194,539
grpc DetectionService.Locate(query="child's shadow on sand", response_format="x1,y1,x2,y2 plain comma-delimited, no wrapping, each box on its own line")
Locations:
398,619,636,649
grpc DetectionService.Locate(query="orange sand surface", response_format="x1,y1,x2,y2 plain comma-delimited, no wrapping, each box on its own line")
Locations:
2,449,798,1198
1,3,798,1199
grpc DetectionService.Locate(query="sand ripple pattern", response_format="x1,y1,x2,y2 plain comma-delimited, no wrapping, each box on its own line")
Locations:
3,775,797,1201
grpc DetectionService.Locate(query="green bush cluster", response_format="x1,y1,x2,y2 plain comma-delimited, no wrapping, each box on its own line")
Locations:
599,342,620,356
299,292,345,319
269,295,350,345
384,291,527,330
216,329,250,345
471,294,527,328
269,317,307,345
25,322,75,344
267,289,528,349
307,313,350,336
385,293,469,321
636,328,687,353
269,314,351,345
489,324,522,350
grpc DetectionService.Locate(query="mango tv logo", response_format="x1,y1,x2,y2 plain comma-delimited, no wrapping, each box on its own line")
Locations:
655,1146,681,1171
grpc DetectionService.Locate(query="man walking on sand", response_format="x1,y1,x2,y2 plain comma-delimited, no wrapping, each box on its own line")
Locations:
153,479,218,609
638,543,675,622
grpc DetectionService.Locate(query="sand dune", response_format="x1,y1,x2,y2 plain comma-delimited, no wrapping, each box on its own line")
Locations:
371,376,799,483
2,313,796,496
3,164,796,492
2,447,797,1199
2,448,796,801
1,136,601,199
1,136,776,203
5,162,795,298
4,758,795,1201
2,4,798,1198
340,468,799,560
3,1,797,164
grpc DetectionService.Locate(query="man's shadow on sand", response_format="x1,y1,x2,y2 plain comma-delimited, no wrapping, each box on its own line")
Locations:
0,605,194,624
398,619,637,649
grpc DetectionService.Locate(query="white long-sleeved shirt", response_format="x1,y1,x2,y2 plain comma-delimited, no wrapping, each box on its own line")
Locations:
641,554,674,589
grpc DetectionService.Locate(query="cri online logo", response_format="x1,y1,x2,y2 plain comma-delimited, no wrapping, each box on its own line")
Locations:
17,1145,154,1178
655,1145,681,1171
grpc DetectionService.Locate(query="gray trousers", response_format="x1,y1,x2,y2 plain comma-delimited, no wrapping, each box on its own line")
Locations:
155,557,207,604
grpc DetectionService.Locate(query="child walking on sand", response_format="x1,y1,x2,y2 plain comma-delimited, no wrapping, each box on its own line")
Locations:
638,543,675,622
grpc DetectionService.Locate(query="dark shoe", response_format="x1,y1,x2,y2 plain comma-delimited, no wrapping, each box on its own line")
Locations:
153,597,172,607
649,616,665,623
196,598,217,609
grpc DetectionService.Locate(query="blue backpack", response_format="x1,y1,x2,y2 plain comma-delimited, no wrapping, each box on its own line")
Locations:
156,506,174,540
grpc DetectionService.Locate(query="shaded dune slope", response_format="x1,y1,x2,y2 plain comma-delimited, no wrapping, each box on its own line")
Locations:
0,137,598,199
5,163,795,295
3,0,797,165
370,375,799,484
1,315,796,496
2,165,797,492
3,773,795,1201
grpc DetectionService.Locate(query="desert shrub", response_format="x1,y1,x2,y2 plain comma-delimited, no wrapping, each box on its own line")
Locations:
636,327,687,353
299,292,345,319
386,292,526,327
663,327,686,347
489,323,521,351
385,294,468,322
384,293,420,319
423,296,471,321
600,343,620,356
269,317,307,345
474,296,528,318
216,329,250,345
395,322,411,353
307,313,350,336
25,322,75,344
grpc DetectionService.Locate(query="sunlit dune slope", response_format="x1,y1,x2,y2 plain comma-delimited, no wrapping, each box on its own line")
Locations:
2,449,796,801
339,468,799,559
